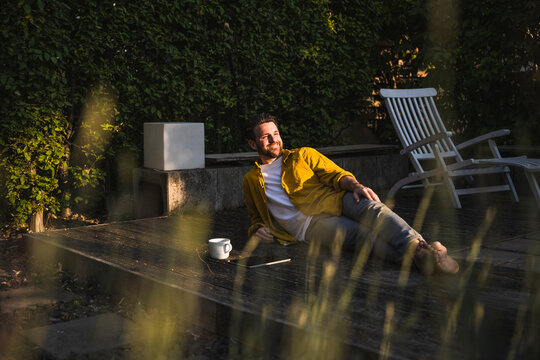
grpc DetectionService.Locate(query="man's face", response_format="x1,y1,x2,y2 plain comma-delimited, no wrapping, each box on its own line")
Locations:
248,121,283,163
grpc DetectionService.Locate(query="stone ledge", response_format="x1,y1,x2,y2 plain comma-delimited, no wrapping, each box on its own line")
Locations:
133,146,407,217
205,144,399,165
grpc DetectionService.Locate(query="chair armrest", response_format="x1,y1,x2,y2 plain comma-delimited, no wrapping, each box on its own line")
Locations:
400,131,453,155
455,129,511,150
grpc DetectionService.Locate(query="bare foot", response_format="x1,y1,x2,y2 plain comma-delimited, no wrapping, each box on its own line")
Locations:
413,240,459,275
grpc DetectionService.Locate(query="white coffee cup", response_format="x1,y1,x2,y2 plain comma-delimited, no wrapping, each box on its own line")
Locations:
208,238,232,259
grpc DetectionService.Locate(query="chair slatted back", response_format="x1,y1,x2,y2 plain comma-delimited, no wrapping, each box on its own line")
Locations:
380,88,462,173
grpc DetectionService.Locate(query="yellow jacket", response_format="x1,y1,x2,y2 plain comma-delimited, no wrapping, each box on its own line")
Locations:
242,147,355,245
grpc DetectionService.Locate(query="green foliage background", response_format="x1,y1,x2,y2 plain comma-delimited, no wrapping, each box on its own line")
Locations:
0,0,538,230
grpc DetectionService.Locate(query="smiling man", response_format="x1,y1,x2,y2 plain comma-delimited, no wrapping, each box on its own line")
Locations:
242,113,459,274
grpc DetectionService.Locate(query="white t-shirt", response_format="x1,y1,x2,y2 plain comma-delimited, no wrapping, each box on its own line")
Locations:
260,157,312,241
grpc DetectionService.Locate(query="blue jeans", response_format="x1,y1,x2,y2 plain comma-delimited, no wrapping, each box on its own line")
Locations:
304,193,423,263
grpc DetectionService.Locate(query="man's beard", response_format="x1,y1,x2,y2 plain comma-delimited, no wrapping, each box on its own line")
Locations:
258,142,283,159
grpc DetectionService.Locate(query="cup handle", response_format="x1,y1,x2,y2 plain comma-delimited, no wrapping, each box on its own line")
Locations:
224,244,232,253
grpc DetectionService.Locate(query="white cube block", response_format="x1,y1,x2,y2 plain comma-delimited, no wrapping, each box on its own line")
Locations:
144,122,205,170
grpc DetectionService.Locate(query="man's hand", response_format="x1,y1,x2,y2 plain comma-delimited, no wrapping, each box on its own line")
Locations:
339,175,381,203
352,185,380,203
254,227,274,242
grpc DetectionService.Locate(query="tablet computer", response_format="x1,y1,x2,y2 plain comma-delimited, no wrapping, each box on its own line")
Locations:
228,255,291,268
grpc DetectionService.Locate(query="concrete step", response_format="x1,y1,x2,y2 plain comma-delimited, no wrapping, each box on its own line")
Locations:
21,313,143,359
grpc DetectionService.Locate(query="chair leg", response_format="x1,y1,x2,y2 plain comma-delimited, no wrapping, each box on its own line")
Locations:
503,168,520,203
442,174,461,208
434,144,462,208
524,171,540,211
489,139,519,202
387,174,423,199
387,181,403,199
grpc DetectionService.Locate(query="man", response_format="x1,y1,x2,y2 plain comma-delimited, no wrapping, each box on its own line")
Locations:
243,113,459,274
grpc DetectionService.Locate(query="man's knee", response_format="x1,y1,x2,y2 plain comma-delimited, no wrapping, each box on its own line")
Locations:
364,200,392,218
344,195,391,220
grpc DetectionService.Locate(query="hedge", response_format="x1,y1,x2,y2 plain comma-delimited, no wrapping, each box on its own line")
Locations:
0,0,382,230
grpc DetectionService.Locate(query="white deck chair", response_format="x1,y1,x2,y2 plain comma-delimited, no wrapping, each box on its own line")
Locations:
380,88,540,210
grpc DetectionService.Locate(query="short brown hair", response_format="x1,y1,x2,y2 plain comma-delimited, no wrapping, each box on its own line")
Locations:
245,113,279,140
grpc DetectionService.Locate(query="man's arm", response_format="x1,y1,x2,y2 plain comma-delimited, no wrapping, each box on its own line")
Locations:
339,175,381,203
301,148,380,202
302,148,355,191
